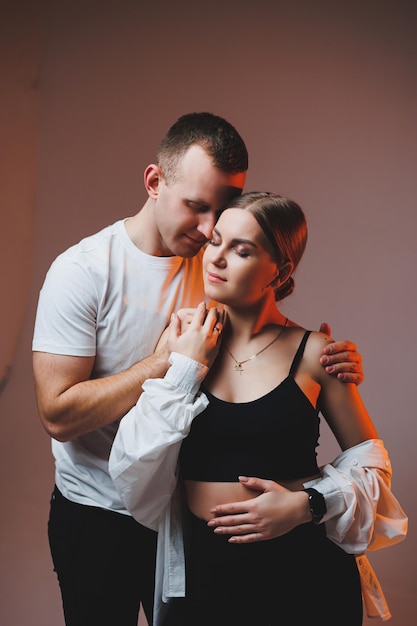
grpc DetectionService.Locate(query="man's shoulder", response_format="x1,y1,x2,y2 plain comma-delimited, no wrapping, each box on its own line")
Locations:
52,220,124,264
72,219,124,252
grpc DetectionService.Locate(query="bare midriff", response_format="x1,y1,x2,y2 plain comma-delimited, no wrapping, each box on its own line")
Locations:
184,473,321,521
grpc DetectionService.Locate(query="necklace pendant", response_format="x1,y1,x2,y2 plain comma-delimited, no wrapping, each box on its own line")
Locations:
225,318,288,375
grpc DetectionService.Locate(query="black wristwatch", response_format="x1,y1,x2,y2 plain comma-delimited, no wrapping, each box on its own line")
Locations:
304,487,327,524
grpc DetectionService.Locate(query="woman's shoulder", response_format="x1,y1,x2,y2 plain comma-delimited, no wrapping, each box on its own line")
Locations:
303,329,335,381
284,321,332,349
284,325,332,375
306,328,334,350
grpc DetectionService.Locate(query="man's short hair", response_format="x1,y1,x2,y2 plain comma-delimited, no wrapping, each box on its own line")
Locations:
156,112,248,183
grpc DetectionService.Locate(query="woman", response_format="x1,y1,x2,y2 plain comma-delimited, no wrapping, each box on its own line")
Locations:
110,192,407,626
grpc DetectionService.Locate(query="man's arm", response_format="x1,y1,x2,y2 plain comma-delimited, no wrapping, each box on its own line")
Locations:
33,347,170,442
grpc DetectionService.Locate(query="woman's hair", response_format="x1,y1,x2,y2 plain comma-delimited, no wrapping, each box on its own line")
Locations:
156,112,248,184
229,191,308,301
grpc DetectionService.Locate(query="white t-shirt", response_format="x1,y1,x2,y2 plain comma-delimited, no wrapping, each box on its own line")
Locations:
32,218,207,513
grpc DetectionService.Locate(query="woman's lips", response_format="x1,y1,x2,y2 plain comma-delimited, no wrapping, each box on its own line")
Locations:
206,272,225,283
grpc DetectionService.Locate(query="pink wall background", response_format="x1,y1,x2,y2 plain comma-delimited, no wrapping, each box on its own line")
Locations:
1,1,416,624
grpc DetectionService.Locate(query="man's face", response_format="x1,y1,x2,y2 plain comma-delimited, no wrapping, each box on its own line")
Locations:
154,145,246,258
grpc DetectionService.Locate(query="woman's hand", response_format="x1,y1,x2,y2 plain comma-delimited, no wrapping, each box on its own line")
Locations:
168,302,224,368
207,476,311,543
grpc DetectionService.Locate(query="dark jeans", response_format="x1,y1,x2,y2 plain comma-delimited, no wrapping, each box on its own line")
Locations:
48,485,157,626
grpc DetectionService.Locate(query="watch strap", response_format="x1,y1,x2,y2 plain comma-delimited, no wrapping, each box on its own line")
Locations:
304,487,327,524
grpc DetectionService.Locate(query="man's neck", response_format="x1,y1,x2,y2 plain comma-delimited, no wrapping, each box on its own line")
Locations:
125,199,171,257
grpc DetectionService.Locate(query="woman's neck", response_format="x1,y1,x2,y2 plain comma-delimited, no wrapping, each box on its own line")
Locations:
223,303,287,342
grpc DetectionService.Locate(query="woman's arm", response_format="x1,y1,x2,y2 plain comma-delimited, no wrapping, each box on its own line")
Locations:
109,304,222,528
109,352,209,530
304,439,408,553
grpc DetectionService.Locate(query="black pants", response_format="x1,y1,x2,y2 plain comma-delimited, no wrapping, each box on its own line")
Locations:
48,485,157,626
164,509,363,626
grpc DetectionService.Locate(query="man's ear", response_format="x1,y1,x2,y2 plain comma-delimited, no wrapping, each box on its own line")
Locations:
144,164,161,199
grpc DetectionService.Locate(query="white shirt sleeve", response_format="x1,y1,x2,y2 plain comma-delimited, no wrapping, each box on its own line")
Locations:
109,352,209,531
304,439,408,554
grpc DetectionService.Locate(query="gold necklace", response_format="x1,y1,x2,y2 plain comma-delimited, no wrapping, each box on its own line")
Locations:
224,318,288,373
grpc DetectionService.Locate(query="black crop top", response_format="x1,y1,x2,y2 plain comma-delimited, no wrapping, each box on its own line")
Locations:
179,330,321,482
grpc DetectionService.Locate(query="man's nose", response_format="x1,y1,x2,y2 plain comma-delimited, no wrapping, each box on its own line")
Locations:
197,213,217,238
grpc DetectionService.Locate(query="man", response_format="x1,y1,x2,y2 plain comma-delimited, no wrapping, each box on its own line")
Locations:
32,112,363,626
